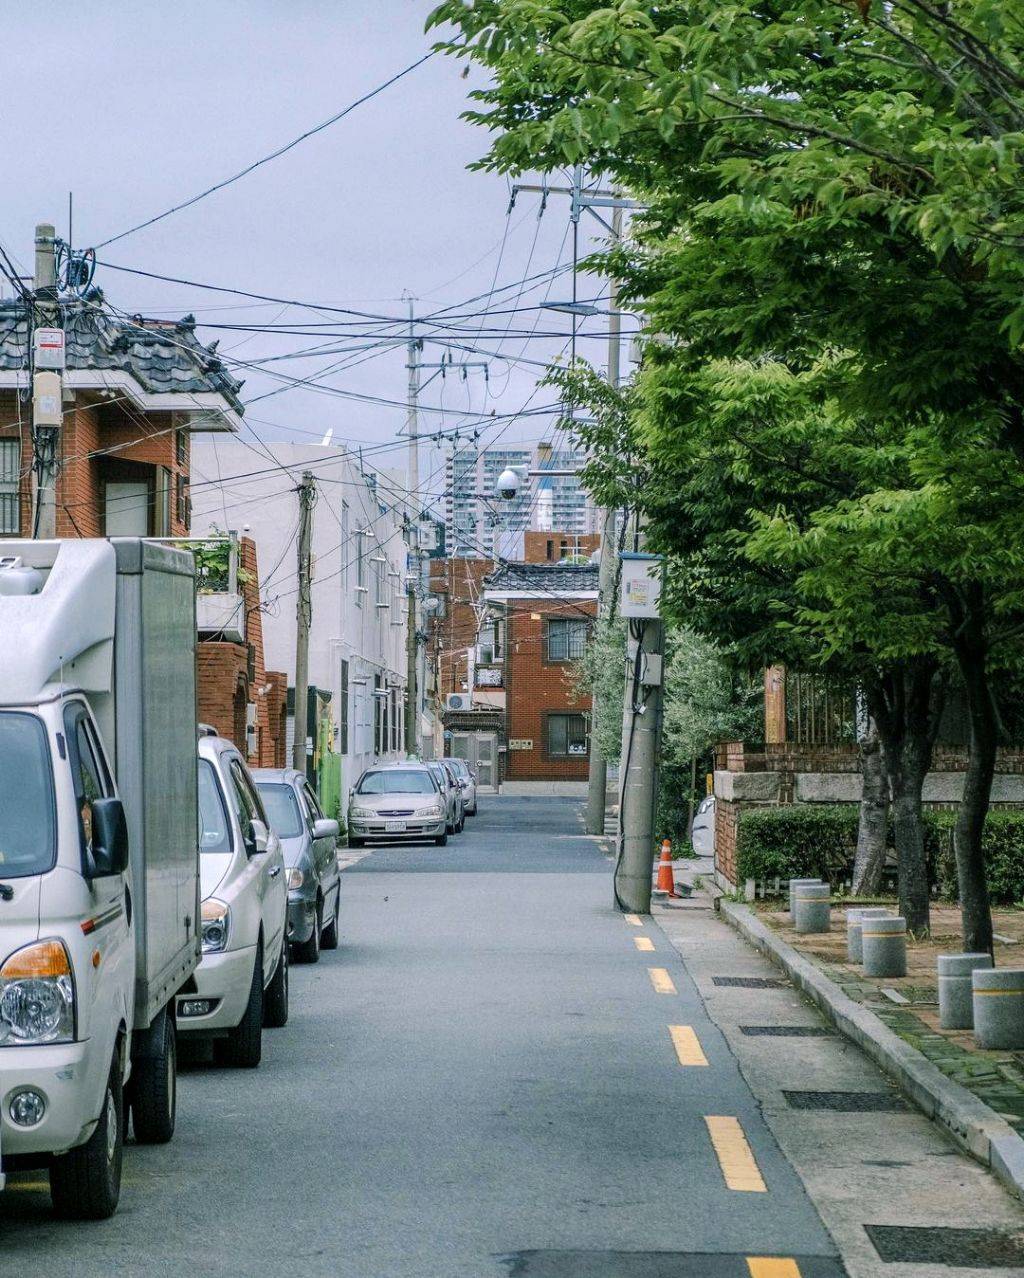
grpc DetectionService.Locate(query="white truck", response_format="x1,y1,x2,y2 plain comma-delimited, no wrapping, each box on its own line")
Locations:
0,537,200,1219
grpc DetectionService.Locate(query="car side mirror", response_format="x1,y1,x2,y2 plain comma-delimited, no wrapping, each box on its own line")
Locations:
89,798,129,878
244,818,269,857
312,818,339,842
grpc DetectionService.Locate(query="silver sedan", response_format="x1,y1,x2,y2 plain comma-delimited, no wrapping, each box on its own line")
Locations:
348,765,448,847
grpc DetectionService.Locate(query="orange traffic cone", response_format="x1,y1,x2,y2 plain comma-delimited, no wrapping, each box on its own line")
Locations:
655,839,678,898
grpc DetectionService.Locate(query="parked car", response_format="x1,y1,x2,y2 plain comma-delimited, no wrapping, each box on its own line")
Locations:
348,765,448,846
691,795,716,858
180,733,289,1067
253,768,341,964
445,756,478,816
427,759,465,834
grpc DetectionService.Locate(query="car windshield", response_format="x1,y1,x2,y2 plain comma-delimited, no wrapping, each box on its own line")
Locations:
256,782,304,838
0,712,56,878
357,769,436,795
198,759,232,854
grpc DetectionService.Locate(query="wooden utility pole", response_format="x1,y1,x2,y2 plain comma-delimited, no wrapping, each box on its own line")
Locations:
292,471,316,776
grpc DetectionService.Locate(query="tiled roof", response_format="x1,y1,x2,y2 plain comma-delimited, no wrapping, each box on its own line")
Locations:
484,561,599,594
0,297,244,412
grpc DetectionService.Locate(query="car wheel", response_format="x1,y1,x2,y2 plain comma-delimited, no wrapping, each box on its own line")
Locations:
220,945,263,1068
435,831,448,846
456,811,465,833
263,937,289,1028
321,889,340,950
50,1058,124,1220
293,900,321,964
129,1009,176,1144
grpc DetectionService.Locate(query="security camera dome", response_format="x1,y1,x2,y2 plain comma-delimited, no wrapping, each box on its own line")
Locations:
496,467,521,500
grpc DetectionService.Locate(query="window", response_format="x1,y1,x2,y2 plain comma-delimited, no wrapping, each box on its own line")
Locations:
175,427,187,467
175,473,190,527
0,439,20,534
390,689,399,751
302,782,324,821
227,758,269,830
546,618,589,662
339,659,350,754
198,759,232,853
340,503,350,592
64,704,112,862
0,712,56,877
373,674,383,754
255,782,304,839
355,530,365,605
547,713,589,758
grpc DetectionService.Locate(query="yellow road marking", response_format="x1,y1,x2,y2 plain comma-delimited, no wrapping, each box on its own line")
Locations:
648,967,676,994
747,1261,801,1278
705,1116,767,1192
624,913,643,926
3,1180,49,1191
669,1024,709,1066
634,935,655,952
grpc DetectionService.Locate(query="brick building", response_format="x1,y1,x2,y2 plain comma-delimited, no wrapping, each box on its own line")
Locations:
522,530,600,564
484,561,598,792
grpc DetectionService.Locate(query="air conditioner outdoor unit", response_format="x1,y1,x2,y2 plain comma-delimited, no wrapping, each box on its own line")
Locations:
446,692,473,712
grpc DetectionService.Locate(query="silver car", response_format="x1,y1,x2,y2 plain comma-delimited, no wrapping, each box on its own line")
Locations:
348,765,448,847
253,768,341,964
427,760,465,834
444,757,477,816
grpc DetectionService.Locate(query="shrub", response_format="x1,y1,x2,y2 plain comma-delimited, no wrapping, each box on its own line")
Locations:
736,805,858,884
926,810,1024,906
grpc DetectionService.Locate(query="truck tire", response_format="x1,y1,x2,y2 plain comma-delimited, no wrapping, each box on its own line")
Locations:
292,899,321,964
220,946,263,1068
263,937,289,1028
321,890,340,950
50,1060,123,1220
130,1010,177,1144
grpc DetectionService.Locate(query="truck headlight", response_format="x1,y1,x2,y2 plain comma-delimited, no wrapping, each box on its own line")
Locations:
201,898,230,953
0,939,75,1046
287,868,305,891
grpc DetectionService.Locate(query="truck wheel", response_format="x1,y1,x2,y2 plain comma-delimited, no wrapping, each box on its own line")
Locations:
50,1060,124,1220
321,890,340,951
263,938,289,1028
130,1010,177,1144
292,900,321,964
220,946,263,1068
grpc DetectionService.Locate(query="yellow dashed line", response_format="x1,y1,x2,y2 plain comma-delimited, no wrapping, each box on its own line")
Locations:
746,1260,801,1278
648,967,676,994
624,913,643,926
634,936,655,952
705,1115,767,1192
669,1024,708,1066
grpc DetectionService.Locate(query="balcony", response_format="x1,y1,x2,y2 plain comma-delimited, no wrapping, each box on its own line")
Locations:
474,665,504,689
191,534,246,644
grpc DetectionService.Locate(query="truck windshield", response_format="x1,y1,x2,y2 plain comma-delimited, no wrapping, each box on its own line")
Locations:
198,759,232,854
0,713,56,878
255,782,304,839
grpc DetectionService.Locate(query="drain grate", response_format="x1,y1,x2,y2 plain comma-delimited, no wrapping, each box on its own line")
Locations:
712,976,788,989
740,1025,832,1037
784,1090,907,1112
866,1225,1024,1268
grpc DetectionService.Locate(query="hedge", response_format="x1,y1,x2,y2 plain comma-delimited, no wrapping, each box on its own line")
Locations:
735,805,1024,905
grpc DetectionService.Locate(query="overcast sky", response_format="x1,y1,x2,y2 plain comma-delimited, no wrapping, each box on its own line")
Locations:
0,1,619,509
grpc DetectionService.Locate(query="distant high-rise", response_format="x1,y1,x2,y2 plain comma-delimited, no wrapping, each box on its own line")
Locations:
444,443,597,560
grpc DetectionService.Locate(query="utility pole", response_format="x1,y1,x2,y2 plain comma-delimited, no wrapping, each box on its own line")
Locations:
406,573,418,757
31,223,61,540
585,202,623,835
292,471,316,777
405,302,422,759
407,299,421,503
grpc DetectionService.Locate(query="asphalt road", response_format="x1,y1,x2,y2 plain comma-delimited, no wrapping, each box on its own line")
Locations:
0,796,845,1277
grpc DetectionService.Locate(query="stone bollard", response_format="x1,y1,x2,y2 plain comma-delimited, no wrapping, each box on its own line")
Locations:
972,968,1024,1050
789,878,822,919
938,953,993,1030
794,883,831,935
862,916,907,978
846,908,891,964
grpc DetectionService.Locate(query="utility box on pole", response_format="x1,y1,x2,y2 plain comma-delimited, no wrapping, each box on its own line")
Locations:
620,551,663,620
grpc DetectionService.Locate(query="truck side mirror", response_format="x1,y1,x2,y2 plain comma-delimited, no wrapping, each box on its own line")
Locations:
89,798,129,878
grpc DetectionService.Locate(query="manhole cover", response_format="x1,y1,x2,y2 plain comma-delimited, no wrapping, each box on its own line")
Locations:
866,1225,1024,1268
712,976,787,989
784,1090,907,1112
740,1025,832,1037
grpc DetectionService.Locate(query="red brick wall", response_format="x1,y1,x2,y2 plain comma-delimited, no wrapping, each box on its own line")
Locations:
505,598,595,781
197,643,248,740
715,801,740,887
523,530,600,563
428,557,494,695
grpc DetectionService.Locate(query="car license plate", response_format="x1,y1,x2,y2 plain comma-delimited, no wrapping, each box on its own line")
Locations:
385,820,407,833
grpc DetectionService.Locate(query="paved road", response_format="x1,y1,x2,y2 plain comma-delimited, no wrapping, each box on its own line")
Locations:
2,794,983,1276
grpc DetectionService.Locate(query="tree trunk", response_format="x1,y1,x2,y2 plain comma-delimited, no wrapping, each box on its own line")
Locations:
852,718,888,896
868,661,945,936
686,754,698,838
952,595,996,957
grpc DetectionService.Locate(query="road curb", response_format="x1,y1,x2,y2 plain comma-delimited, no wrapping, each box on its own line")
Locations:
719,899,1024,1202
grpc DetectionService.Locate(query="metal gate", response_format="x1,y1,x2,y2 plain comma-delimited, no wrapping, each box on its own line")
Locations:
450,732,498,791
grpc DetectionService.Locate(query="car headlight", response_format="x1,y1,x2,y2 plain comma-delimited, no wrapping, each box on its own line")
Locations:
415,804,444,817
350,806,375,819
201,898,230,953
0,939,75,1046
288,867,305,891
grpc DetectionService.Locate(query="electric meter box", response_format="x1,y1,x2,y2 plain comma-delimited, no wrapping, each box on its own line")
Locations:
33,371,63,427
619,551,663,619
34,327,66,371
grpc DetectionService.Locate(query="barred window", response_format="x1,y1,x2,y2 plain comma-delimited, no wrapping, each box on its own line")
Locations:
548,713,588,758
546,618,589,662
0,439,20,535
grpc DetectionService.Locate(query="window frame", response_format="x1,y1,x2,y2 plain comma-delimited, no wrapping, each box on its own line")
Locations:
545,711,590,759
544,617,590,664
0,437,21,535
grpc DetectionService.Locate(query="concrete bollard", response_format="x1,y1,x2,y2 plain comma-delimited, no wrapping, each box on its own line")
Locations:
972,968,1024,1050
938,953,993,1030
846,908,891,964
862,916,907,978
789,878,822,919
794,883,831,934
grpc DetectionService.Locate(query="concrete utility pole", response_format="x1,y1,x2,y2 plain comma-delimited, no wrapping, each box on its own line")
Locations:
406,300,421,503
31,223,60,540
292,471,316,776
406,577,418,757
585,202,623,835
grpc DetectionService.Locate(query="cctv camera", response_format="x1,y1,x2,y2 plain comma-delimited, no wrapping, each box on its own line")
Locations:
496,465,526,500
